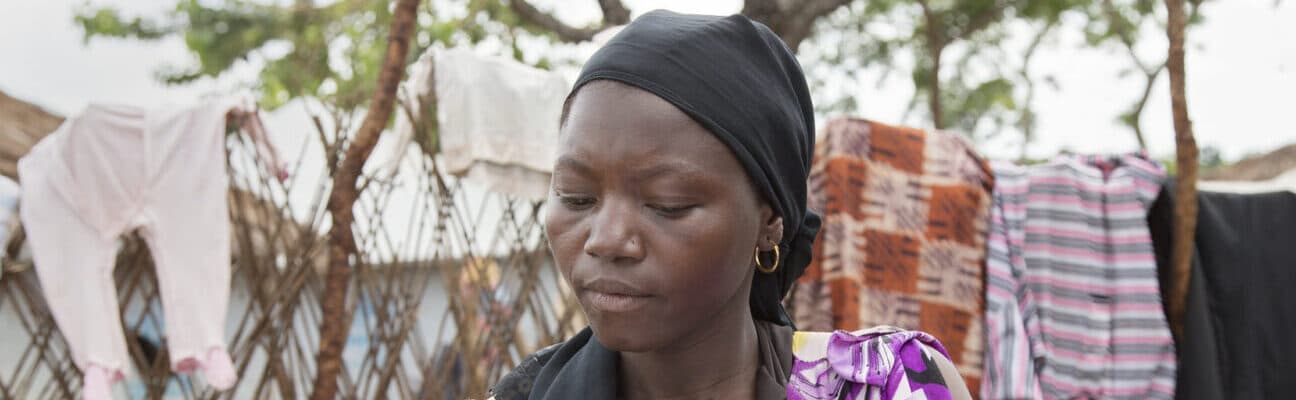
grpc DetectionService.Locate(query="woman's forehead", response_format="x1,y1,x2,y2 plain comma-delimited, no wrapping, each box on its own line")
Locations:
563,80,697,133
554,154,715,186
557,82,743,179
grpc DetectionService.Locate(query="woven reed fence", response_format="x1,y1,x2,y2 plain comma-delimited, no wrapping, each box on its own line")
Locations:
0,116,582,399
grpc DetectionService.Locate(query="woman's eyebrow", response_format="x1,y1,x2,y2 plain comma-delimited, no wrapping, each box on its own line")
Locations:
634,161,708,182
554,155,595,176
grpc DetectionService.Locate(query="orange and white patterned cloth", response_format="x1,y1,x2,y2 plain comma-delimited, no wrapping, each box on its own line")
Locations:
790,118,993,395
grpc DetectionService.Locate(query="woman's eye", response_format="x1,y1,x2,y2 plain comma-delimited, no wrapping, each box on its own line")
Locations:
648,204,696,217
559,195,596,210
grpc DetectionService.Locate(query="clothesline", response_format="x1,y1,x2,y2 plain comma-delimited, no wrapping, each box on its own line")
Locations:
790,116,1294,400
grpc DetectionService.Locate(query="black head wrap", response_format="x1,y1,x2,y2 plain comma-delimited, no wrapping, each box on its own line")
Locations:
570,10,821,327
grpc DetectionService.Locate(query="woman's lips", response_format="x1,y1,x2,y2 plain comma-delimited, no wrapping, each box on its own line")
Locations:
581,290,652,313
579,278,653,313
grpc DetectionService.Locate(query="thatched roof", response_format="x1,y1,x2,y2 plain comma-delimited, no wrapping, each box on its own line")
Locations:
1202,143,1296,181
0,90,64,181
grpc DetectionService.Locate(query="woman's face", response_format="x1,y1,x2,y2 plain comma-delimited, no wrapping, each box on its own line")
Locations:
546,81,780,352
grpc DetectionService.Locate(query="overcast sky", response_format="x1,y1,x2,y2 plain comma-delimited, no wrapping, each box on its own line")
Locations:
2,0,1293,162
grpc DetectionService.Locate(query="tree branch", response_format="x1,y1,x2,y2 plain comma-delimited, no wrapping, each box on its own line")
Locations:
802,0,855,19
1164,0,1198,343
509,0,621,43
310,0,421,398
917,0,946,129
1129,63,1166,149
1101,0,1137,46
1017,20,1058,160
597,0,630,25
741,0,852,50
1102,0,1157,73
956,5,1008,41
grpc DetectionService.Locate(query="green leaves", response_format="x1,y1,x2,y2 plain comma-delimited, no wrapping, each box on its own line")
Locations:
803,0,1210,151
74,7,171,42
75,0,583,112
806,0,1038,139
73,0,1214,154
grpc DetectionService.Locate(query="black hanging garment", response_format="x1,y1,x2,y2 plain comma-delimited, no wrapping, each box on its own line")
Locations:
1149,185,1296,400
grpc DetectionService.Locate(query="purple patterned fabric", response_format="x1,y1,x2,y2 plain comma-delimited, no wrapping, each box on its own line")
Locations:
789,329,960,400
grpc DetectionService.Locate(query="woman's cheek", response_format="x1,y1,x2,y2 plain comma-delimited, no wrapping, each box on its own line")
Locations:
545,209,584,265
661,213,745,287
544,205,576,238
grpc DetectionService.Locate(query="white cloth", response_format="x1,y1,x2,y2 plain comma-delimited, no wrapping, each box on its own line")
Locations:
388,47,569,200
1198,168,1296,194
17,99,243,379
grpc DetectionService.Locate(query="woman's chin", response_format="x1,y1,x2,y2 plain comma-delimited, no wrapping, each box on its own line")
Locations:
588,319,668,353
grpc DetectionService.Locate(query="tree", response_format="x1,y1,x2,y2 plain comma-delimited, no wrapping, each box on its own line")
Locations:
803,0,1087,140
76,1,491,110
803,0,1209,153
1164,0,1198,342
1080,0,1205,150
309,0,420,398
500,0,854,50
75,0,862,114
78,2,429,398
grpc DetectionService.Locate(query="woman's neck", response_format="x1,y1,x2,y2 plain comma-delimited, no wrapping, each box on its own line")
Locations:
617,308,761,399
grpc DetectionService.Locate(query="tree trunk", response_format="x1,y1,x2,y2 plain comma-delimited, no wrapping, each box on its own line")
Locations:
920,3,946,129
928,47,945,129
1164,0,1197,341
310,0,421,398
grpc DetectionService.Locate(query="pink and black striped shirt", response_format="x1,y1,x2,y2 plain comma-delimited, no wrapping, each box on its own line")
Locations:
983,153,1177,400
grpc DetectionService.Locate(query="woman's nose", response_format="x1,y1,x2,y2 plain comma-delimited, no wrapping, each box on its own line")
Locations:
582,200,646,263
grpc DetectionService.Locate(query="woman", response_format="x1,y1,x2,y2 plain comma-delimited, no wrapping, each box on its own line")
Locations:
493,10,969,399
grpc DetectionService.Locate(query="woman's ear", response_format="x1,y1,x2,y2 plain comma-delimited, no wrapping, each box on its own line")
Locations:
757,205,784,251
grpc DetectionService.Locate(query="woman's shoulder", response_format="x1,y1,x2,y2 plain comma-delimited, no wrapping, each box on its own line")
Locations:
788,326,972,400
489,341,565,400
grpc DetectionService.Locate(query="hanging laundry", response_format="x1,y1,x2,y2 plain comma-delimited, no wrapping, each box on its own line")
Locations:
787,326,972,400
1149,184,1296,399
983,153,1176,400
227,104,289,182
16,98,276,397
1147,184,1223,400
790,118,993,395
386,47,570,200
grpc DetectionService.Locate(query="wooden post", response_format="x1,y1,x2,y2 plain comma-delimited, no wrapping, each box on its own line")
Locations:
1164,0,1198,341
310,0,421,398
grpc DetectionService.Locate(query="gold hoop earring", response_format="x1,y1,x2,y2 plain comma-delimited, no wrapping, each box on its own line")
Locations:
754,242,780,274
